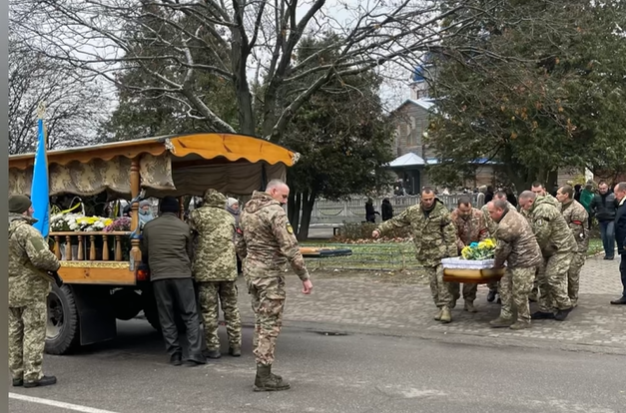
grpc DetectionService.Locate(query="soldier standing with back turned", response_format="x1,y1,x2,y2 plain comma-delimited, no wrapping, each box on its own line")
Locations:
9,195,61,388
236,179,313,392
189,188,242,359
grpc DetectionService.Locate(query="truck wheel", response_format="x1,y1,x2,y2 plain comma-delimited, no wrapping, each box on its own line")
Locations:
45,284,80,355
111,289,143,321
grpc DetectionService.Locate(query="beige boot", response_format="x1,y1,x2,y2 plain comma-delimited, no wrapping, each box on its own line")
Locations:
510,321,531,330
464,300,477,313
489,317,513,328
440,306,452,323
434,308,442,321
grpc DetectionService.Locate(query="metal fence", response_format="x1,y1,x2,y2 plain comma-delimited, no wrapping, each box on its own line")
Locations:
306,193,482,226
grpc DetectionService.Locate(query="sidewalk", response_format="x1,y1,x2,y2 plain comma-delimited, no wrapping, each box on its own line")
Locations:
236,255,626,355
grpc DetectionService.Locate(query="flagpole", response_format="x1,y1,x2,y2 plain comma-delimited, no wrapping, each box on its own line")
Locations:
32,102,51,242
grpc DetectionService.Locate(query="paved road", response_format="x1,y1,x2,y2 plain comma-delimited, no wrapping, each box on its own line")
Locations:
9,319,626,413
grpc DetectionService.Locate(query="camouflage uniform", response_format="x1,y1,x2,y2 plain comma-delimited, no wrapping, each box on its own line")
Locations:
235,191,310,367
449,207,489,308
9,213,61,384
560,199,589,307
188,189,242,354
481,201,514,295
492,209,543,326
376,199,457,318
529,196,577,314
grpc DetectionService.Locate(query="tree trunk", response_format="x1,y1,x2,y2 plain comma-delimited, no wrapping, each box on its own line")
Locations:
297,192,316,242
288,192,302,235
231,30,255,136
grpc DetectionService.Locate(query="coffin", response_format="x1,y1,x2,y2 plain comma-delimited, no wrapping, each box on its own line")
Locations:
441,257,505,284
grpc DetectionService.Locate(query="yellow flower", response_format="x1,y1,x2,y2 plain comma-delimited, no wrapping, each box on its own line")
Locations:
104,219,113,226
461,246,472,259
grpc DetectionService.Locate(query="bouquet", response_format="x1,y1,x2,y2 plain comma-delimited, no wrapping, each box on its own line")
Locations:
104,217,132,232
461,238,496,260
50,213,114,232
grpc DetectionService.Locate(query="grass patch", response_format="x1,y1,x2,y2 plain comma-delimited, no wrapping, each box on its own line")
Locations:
302,237,604,272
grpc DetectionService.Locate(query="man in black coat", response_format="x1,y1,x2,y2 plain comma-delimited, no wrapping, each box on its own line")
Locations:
610,182,626,305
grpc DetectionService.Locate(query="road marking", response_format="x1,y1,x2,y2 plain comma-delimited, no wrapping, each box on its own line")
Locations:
9,392,121,413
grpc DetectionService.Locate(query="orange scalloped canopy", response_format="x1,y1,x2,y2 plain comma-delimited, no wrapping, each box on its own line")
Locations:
8,133,299,170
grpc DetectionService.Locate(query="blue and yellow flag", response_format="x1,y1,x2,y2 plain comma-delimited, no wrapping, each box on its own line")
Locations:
31,117,50,238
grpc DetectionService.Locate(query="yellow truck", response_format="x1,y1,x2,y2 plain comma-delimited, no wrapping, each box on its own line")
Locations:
9,132,302,355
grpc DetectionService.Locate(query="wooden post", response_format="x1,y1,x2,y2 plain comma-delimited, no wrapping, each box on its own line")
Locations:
129,157,142,265
103,235,110,261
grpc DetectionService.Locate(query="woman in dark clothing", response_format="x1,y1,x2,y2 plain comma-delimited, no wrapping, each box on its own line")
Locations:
365,198,378,223
381,198,394,221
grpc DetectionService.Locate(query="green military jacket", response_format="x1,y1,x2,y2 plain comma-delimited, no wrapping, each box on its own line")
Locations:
377,199,457,267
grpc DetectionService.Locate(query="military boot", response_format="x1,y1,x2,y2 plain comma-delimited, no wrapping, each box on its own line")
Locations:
531,311,555,320
510,321,531,330
489,317,513,328
12,378,23,387
434,308,442,321
24,375,57,388
439,306,452,323
486,290,497,303
228,346,241,357
253,364,290,392
464,300,477,313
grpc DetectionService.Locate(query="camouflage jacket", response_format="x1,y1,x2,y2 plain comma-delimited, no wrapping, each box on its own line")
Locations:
544,193,562,212
188,189,237,283
9,213,61,307
481,201,515,237
235,191,309,281
451,207,489,253
377,199,457,267
529,196,577,256
561,199,589,253
493,208,543,269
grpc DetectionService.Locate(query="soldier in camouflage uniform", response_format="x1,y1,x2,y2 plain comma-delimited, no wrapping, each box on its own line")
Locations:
518,191,576,321
481,191,514,302
189,188,242,359
373,187,458,323
556,185,589,307
8,195,61,388
531,182,562,212
487,200,543,329
450,196,489,312
236,179,313,392
526,183,560,302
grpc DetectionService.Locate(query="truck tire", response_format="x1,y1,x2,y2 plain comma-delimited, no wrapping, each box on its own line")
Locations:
111,289,143,321
45,284,80,355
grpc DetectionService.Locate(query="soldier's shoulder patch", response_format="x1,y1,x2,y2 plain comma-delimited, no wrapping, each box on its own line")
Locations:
286,223,294,234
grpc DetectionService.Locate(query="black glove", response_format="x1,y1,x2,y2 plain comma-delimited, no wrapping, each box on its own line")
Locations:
48,271,64,288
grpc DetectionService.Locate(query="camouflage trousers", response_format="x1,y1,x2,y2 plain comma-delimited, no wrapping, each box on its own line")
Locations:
449,282,478,302
568,252,587,307
487,280,499,293
425,264,454,309
498,267,535,323
197,281,242,351
8,299,47,382
249,275,286,366
538,252,574,313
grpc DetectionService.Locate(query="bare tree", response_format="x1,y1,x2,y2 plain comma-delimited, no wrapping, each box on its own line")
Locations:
8,34,110,154
11,0,509,142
